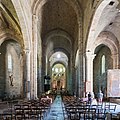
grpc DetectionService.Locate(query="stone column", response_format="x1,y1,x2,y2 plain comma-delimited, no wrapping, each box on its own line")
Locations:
78,52,84,97
24,49,31,100
86,51,96,92
111,54,119,69
32,14,38,99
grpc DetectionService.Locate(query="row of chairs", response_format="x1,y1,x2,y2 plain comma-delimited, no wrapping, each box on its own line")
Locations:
0,112,43,120
62,95,117,120
0,96,52,120
64,106,107,120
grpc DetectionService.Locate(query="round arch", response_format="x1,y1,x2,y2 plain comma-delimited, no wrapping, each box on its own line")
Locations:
32,0,82,26
49,51,68,67
93,31,119,68
52,61,66,68
86,0,119,51
0,35,23,99
45,29,72,59
44,29,73,46
48,48,70,61
32,0,83,53
51,62,67,90
11,0,31,50
0,31,23,47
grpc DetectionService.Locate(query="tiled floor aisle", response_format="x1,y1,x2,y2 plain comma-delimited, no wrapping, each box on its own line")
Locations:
44,95,64,120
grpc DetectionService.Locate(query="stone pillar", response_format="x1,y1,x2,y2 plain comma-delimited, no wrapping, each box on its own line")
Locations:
111,54,119,69
86,51,96,92
78,52,84,97
25,49,31,100
32,14,38,99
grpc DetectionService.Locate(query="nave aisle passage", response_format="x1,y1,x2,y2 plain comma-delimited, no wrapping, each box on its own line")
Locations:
44,95,64,120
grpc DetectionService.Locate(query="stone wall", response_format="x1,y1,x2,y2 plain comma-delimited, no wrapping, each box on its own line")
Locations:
0,40,23,99
0,43,6,98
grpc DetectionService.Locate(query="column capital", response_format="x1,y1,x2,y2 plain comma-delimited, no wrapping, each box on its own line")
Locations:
24,49,30,54
86,51,96,60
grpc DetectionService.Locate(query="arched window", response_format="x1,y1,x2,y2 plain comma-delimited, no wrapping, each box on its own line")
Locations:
101,55,105,74
8,54,12,71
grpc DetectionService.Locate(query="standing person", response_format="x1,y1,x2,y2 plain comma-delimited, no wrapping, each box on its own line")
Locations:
91,92,95,99
88,92,92,104
97,90,103,103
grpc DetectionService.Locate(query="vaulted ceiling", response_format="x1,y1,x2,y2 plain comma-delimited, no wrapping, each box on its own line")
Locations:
1,0,120,35
40,0,78,43
0,0,21,34
1,0,120,56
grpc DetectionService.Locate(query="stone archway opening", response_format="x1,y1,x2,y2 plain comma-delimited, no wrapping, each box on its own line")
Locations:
93,44,112,98
47,51,68,94
51,63,66,91
0,39,23,100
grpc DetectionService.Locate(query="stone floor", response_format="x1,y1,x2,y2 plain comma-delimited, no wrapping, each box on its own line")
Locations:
44,95,64,120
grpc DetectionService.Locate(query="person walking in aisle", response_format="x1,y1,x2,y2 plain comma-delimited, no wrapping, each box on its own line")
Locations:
97,90,103,103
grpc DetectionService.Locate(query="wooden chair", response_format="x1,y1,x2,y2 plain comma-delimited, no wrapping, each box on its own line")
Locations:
67,109,79,120
1,113,13,120
105,103,116,112
96,108,106,120
84,108,96,120
14,107,24,120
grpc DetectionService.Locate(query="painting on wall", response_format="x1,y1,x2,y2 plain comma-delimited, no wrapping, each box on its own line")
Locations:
107,69,120,97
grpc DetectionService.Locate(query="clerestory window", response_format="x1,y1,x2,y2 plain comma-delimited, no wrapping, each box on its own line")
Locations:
8,54,12,71
101,55,105,74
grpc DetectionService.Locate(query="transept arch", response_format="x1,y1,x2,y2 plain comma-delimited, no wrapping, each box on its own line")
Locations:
44,29,73,46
